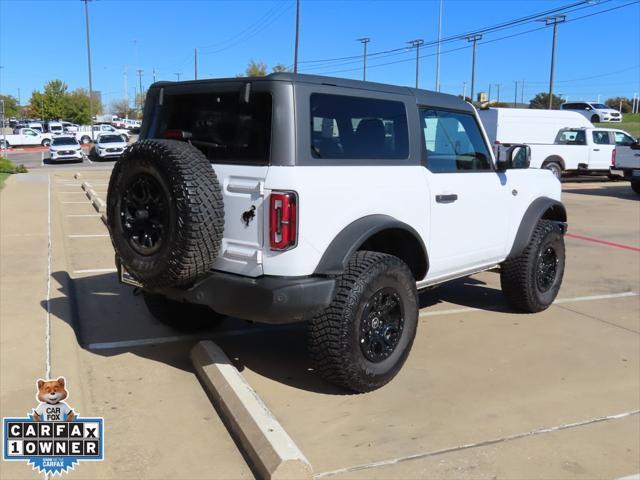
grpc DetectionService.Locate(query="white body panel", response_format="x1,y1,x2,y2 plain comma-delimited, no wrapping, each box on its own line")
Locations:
210,162,562,283
479,108,592,145
615,145,640,170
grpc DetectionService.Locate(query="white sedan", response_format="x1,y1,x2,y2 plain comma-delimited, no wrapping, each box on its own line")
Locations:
92,134,128,160
49,136,84,163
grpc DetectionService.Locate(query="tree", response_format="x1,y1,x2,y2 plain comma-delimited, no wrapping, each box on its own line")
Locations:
606,97,632,113
63,90,92,124
529,92,563,110
110,99,133,119
0,95,20,118
237,60,268,77
272,63,290,73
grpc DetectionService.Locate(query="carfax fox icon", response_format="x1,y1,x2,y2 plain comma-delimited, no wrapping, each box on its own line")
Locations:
2,377,104,476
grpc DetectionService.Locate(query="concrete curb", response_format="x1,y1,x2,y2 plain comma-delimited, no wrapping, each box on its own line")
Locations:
100,212,107,226
191,341,313,480
74,172,82,180
92,196,106,213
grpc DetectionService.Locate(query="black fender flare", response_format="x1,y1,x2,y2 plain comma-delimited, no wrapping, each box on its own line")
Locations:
507,197,567,259
314,214,429,278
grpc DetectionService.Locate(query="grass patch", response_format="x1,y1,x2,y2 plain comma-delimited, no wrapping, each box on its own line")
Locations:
595,113,640,138
0,157,28,191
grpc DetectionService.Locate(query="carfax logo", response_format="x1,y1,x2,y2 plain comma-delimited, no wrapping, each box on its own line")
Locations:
2,377,104,476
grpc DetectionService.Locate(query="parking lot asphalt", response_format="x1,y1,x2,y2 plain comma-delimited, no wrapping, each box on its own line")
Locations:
1,170,638,479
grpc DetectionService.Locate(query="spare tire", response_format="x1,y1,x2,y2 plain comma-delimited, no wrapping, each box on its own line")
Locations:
107,139,224,288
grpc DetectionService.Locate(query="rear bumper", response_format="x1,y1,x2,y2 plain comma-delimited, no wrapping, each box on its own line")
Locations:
156,272,337,324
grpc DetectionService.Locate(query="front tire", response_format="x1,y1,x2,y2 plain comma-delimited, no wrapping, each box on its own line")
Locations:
143,292,225,332
80,135,91,145
590,114,600,123
308,251,418,393
41,138,51,147
500,219,565,312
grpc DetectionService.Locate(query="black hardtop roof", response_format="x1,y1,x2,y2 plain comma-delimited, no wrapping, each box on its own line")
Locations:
151,73,472,112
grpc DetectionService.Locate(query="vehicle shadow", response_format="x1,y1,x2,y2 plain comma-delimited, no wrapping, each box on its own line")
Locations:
562,184,639,201
45,270,514,395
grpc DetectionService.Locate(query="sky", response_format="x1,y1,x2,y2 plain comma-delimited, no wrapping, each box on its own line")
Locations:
0,0,639,110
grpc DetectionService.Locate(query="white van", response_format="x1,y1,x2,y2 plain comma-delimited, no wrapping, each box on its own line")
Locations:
478,108,593,148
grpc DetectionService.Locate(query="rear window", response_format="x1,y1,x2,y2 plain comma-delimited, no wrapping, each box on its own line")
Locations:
555,129,586,145
154,91,272,165
310,93,409,160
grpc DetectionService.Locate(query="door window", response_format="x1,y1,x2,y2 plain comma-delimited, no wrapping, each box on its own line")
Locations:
592,131,612,145
614,132,636,146
420,109,491,173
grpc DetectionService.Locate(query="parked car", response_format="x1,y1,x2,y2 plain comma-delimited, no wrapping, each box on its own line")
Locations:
107,73,568,393
27,122,44,132
0,128,52,148
561,101,622,123
91,134,127,160
611,141,640,194
48,136,84,163
45,121,64,136
61,121,79,133
75,124,129,144
527,127,621,178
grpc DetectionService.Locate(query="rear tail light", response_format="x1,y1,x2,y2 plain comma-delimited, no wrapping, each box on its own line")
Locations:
163,130,192,140
611,148,616,167
269,191,297,251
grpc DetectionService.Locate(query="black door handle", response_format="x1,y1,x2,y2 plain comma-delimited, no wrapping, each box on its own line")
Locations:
436,194,458,203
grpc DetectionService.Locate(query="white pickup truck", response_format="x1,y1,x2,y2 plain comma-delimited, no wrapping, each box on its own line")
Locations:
74,124,130,144
529,127,623,179
0,128,53,148
612,141,640,194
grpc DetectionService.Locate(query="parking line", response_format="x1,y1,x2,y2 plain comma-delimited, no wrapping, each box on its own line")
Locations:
58,191,87,194
419,291,639,318
566,232,640,252
66,214,101,217
67,234,110,238
72,268,117,274
86,325,301,350
61,201,90,204
314,410,640,478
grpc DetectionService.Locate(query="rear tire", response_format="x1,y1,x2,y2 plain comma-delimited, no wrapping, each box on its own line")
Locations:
542,161,562,180
308,251,418,393
500,219,565,312
631,181,640,195
143,291,225,332
41,138,51,147
80,135,91,145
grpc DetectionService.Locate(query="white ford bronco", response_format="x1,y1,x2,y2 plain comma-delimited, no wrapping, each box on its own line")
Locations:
107,73,567,392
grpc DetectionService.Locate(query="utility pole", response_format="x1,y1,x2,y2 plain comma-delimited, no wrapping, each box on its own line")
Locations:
488,84,492,102
137,69,143,100
462,81,467,100
495,83,501,104
435,0,443,91
465,34,482,103
293,0,300,73
83,0,94,133
521,79,525,105
407,39,424,89
357,37,370,81
538,15,565,109
17,88,21,106
123,65,128,119
514,80,518,107
174,72,181,81
194,48,198,80
152,68,156,83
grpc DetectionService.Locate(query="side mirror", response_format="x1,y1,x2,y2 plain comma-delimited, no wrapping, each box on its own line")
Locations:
496,144,531,171
630,140,640,150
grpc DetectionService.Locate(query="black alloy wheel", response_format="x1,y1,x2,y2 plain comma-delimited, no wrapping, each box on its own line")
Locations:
535,246,558,293
360,287,405,363
120,173,169,256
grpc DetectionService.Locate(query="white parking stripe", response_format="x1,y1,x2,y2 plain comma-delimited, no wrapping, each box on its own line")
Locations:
315,410,640,478
66,214,101,217
86,325,301,350
419,291,639,318
72,268,117,274
67,234,110,238
61,201,90,204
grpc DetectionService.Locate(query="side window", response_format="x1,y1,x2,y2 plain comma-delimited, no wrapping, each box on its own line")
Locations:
592,131,612,145
615,132,635,146
420,109,491,173
25,129,37,136
310,93,408,160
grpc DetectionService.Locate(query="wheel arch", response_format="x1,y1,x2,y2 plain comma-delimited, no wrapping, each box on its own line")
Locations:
314,215,429,281
542,155,565,171
507,197,567,260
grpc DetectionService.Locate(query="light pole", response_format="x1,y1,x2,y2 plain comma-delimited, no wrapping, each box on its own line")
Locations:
83,0,94,134
357,37,370,81
537,15,565,109
174,72,182,81
495,83,501,104
293,0,300,73
465,34,482,103
194,48,198,80
407,39,424,89
0,99,6,153
435,0,443,91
